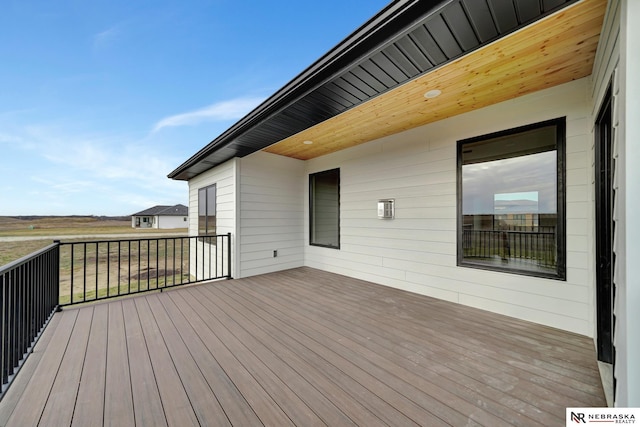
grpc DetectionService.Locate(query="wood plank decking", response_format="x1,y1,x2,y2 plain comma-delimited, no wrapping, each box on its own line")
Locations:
0,267,605,426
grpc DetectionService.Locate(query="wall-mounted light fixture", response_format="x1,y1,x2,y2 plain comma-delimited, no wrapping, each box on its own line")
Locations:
377,199,395,219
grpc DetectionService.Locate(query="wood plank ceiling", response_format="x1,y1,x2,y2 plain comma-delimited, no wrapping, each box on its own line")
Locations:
264,0,605,159
169,0,606,180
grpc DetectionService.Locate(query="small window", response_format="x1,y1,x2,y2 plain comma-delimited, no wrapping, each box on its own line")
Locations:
457,118,566,279
198,184,216,236
310,169,340,249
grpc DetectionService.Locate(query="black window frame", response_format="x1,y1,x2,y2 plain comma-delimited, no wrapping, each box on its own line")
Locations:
198,183,217,237
309,168,341,249
456,117,566,280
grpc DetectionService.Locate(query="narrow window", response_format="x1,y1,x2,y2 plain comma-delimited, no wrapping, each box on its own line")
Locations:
310,169,340,249
457,118,566,279
198,184,216,236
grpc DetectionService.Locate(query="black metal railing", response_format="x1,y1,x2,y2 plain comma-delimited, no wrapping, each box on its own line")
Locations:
59,234,231,306
1,243,59,400
462,229,557,268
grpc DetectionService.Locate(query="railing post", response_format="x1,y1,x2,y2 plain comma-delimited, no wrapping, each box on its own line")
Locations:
227,233,232,279
53,242,60,312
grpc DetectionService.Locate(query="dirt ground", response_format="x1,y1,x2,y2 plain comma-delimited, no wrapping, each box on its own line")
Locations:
58,239,193,304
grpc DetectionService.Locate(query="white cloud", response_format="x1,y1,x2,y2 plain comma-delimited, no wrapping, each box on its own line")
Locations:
93,25,122,48
0,122,188,215
38,135,176,189
152,96,264,132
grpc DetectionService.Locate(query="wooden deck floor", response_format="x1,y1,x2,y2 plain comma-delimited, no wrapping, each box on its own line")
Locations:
0,267,605,426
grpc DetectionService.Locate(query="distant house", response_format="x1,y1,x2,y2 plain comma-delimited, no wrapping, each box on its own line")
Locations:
131,204,188,229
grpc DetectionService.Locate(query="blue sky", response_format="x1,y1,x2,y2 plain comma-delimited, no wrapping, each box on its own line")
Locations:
0,0,389,216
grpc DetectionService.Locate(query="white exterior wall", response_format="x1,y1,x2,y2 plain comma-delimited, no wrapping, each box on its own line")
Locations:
155,215,188,229
590,0,619,345
304,78,594,336
188,158,237,278
237,151,305,277
589,0,639,406
187,153,305,279
613,0,640,408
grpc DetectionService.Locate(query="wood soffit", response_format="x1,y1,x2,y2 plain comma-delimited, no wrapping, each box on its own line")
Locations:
263,0,606,160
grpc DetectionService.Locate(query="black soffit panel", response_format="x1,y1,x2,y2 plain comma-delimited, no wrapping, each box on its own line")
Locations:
169,0,578,181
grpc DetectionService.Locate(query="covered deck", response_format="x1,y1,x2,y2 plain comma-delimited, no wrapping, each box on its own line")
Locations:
0,267,605,426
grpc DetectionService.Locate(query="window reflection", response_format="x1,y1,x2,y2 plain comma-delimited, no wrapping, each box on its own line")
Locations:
458,120,565,278
198,184,216,237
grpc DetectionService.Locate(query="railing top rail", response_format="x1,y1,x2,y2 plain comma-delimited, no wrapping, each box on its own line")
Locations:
464,229,555,235
57,233,229,246
0,242,59,275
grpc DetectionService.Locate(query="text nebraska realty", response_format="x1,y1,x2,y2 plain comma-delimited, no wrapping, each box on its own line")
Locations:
572,411,636,423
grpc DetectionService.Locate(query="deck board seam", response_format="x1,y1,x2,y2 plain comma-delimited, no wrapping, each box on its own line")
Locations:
213,281,442,427
148,293,233,426
221,278,532,427
268,271,604,399
222,280,552,426
158,293,265,426
190,285,342,426
170,289,295,426
203,282,468,426
201,284,392,427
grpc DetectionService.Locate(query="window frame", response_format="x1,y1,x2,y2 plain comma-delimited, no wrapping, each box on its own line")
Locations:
456,117,566,280
198,183,217,237
309,168,341,249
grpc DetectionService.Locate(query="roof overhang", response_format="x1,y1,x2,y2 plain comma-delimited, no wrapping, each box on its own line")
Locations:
169,0,606,181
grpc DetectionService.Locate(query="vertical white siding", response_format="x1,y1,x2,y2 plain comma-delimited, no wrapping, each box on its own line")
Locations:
590,0,620,406
237,151,305,277
612,0,640,408
305,78,594,335
590,0,640,407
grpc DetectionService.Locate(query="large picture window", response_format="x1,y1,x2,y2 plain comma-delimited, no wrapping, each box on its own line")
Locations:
198,184,216,236
457,118,566,279
310,169,340,249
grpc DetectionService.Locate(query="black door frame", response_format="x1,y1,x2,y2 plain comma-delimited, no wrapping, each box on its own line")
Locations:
594,84,614,364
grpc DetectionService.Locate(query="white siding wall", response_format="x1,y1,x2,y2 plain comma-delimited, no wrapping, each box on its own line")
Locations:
305,78,594,336
589,0,640,407
155,215,188,229
237,151,305,277
605,0,640,408
188,159,237,277
590,0,620,405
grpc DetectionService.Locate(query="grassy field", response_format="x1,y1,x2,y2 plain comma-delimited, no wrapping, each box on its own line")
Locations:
0,215,169,237
58,238,194,305
0,216,187,266
0,215,207,306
